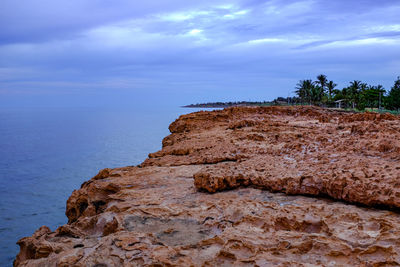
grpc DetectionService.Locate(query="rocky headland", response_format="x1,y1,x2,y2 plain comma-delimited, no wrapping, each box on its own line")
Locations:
15,106,400,266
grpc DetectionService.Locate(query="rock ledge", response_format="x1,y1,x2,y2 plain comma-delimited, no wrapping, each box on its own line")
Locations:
15,106,400,266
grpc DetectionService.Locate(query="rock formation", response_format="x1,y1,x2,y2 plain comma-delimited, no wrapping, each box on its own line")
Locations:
15,106,400,266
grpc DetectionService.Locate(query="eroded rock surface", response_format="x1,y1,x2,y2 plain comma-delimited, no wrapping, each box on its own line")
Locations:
15,106,400,266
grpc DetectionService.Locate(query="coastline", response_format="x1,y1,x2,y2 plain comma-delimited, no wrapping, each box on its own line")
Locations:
182,101,274,108
15,106,400,266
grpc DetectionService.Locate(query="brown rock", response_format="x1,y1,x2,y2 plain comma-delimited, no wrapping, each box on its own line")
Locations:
15,106,400,266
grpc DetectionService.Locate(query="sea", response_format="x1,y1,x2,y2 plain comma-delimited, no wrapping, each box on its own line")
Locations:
0,106,208,266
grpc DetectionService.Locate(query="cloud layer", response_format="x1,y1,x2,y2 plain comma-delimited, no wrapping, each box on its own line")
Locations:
1,0,399,107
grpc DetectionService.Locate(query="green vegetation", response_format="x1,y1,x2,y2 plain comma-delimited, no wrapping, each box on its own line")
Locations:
184,76,400,114
385,77,400,111
294,75,400,112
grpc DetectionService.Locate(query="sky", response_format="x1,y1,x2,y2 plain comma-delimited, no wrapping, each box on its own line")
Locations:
0,0,399,108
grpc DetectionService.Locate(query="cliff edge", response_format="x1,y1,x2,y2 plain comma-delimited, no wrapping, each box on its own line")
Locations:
15,106,400,266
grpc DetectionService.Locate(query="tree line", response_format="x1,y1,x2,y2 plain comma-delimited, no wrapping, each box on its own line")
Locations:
294,75,400,111
183,101,271,108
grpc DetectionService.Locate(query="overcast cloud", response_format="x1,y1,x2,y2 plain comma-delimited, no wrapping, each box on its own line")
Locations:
0,0,399,107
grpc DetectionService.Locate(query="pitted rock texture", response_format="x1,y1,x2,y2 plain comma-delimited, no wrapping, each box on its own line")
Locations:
144,106,400,209
15,106,400,266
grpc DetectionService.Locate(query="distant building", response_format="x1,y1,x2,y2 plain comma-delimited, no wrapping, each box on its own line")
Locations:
335,99,345,109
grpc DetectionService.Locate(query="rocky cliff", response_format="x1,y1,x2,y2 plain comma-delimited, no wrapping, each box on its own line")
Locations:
15,106,400,266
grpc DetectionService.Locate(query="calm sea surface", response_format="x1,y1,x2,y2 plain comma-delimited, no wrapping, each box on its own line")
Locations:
0,106,206,266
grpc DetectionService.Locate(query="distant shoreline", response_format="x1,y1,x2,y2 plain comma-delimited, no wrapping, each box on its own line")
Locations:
182,101,276,108
182,102,400,115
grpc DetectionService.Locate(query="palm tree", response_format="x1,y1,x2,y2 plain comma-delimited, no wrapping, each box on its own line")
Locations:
311,85,323,103
349,80,361,90
386,77,400,110
341,87,350,105
348,80,361,108
360,83,368,91
326,80,337,101
295,79,314,104
376,84,384,91
316,74,328,100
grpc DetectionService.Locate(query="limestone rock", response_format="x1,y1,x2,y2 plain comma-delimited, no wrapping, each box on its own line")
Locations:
15,106,400,266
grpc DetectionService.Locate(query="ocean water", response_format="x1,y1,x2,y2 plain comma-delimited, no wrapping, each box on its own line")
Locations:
0,106,203,266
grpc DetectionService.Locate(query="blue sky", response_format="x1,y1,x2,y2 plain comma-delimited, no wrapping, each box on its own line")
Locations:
1,0,399,107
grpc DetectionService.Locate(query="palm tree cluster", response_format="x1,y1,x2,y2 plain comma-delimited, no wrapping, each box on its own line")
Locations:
295,75,400,111
295,75,335,105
